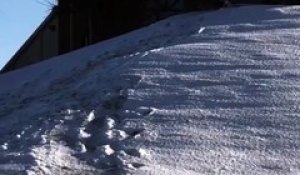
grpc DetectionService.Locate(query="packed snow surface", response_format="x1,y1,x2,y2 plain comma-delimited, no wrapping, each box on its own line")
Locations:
0,5,300,175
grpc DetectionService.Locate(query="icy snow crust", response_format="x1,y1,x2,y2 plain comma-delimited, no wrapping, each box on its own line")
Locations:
0,5,300,175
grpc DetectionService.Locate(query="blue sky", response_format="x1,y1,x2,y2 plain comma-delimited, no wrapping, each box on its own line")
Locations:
0,0,53,69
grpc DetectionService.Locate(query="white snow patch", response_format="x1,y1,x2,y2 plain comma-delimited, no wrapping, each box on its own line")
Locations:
78,128,91,139
198,27,206,34
77,142,87,153
1,143,8,150
136,148,150,158
100,145,115,156
105,117,116,129
86,110,95,122
105,129,129,141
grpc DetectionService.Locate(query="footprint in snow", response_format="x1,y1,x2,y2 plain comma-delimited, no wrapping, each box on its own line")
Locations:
59,86,148,172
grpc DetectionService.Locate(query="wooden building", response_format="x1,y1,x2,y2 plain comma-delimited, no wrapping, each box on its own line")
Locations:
1,0,226,73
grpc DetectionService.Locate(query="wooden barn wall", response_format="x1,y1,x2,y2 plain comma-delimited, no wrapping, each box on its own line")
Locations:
57,0,149,55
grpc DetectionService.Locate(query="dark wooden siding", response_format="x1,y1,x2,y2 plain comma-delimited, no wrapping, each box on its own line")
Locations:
57,0,149,55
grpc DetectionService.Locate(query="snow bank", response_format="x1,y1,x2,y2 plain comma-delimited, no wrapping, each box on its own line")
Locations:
0,5,299,175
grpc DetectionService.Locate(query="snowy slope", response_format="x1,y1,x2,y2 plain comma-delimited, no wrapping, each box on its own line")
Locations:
0,5,300,175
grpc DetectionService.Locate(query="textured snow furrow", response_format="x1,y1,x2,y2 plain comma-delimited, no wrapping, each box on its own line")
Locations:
118,8,300,174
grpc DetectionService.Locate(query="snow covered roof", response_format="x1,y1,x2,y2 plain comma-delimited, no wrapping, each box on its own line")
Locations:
0,5,299,175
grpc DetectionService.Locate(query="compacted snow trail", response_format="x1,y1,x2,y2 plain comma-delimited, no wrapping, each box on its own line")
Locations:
0,5,300,175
